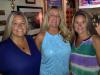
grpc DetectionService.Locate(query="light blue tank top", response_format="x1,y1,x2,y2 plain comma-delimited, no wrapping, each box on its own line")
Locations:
40,32,71,75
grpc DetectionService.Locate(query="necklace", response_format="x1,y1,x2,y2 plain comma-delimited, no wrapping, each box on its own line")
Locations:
11,36,31,55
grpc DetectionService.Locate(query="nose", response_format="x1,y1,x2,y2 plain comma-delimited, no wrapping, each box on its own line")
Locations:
78,23,82,27
16,24,24,28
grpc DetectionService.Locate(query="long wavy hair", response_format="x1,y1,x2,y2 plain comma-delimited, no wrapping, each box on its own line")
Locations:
2,11,29,41
41,6,71,41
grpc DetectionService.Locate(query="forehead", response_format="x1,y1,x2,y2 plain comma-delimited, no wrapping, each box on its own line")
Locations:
13,15,25,21
75,15,86,21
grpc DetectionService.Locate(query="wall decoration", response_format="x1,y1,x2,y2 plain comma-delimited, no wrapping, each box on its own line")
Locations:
0,10,5,15
79,0,100,9
0,25,5,41
8,0,16,11
0,31,4,36
44,0,63,12
25,0,35,4
17,6,42,35
0,10,6,41
0,20,6,25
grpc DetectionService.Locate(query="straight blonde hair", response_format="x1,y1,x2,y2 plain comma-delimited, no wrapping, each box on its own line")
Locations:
2,11,29,41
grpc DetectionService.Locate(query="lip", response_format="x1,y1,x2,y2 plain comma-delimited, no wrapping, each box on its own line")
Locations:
15,28,24,32
76,27,84,33
77,27,83,30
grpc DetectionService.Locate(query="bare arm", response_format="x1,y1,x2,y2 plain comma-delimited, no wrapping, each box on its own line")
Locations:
92,35,100,65
95,23,100,36
34,32,45,50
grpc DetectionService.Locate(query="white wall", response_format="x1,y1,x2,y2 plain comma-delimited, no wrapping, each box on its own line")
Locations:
0,0,43,41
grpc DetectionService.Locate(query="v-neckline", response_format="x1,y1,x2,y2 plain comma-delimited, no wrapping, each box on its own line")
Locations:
10,37,32,56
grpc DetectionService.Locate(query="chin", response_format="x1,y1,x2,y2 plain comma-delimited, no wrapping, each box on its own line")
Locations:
16,34,25,37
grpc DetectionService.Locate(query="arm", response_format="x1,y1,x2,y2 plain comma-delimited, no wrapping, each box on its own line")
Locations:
34,32,45,50
95,23,100,36
92,35,100,65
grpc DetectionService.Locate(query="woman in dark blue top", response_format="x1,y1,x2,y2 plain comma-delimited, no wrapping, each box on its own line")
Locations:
0,11,41,75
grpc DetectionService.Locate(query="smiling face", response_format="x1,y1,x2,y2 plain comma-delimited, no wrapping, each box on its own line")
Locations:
48,9,60,28
74,15,88,35
11,15,27,38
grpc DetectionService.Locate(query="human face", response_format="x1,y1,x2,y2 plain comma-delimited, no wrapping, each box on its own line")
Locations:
74,15,87,35
11,15,27,38
48,9,60,28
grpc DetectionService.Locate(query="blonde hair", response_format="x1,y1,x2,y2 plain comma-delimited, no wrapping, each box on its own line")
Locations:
41,7,71,41
2,11,29,41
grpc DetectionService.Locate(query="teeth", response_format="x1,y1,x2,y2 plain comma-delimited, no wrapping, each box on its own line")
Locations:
17,29,23,32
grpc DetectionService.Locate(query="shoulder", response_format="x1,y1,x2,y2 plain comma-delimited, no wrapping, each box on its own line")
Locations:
34,31,46,42
26,35,36,44
26,35,34,41
34,31,46,50
91,35,100,48
0,39,10,52
92,35,100,44
0,39,10,47
26,35,33,39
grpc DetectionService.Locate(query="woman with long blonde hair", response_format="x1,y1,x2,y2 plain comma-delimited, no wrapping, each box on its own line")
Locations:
35,6,71,75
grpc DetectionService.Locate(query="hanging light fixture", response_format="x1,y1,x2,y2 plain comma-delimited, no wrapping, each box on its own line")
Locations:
8,0,15,12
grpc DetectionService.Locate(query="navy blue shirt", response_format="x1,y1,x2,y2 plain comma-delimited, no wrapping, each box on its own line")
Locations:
0,35,41,75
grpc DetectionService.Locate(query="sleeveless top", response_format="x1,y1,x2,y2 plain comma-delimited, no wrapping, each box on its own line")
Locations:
40,32,71,75
71,37,100,75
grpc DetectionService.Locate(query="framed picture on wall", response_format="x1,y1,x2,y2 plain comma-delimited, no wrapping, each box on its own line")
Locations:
0,10,5,15
0,20,6,25
0,10,6,41
0,25,5,41
25,0,35,4
17,6,43,35
79,0,100,9
44,0,63,12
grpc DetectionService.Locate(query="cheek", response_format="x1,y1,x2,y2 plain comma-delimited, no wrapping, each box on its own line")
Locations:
48,18,53,25
49,17,54,21
22,26,27,32
74,27,78,32
12,25,17,31
23,25,27,29
57,19,60,23
11,27,17,35
74,24,78,30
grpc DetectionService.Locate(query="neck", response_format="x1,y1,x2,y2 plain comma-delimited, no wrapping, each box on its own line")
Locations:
11,35,25,44
48,27,59,35
78,32,90,40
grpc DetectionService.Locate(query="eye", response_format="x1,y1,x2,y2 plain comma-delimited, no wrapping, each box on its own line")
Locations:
21,22,25,25
13,22,17,26
75,21,78,24
49,14,60,18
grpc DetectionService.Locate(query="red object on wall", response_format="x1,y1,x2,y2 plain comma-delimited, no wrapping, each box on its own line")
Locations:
66,8,74,30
